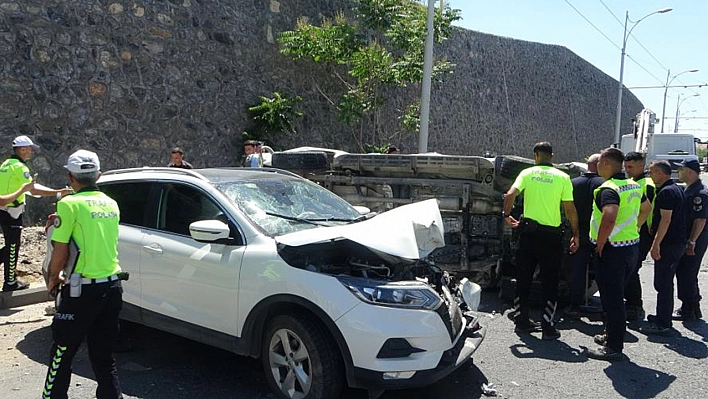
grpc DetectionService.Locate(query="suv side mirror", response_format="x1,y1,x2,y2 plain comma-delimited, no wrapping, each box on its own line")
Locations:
189,220,231,242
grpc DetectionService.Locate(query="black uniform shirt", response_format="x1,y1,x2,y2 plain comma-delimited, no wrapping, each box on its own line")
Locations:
572,172,605,236
683,180,708,235
168,160,194,169
651,179,686,244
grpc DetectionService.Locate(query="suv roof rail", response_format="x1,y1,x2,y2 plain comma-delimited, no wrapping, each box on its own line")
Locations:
101,167,210,181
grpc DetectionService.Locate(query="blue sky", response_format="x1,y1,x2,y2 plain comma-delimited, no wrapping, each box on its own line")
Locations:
447,0,708,139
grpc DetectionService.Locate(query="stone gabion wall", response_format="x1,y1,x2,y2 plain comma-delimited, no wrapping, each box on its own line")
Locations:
0,0,642,222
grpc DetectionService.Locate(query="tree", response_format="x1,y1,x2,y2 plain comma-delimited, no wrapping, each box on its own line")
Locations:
278,0,460,151
245,92,303,146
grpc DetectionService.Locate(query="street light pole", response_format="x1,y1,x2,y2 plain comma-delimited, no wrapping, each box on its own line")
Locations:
660,68,699,132
418,0,439,153
613,8,672,146
674,94,700,133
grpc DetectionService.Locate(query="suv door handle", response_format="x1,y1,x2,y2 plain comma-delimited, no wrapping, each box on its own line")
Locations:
143,243,163,254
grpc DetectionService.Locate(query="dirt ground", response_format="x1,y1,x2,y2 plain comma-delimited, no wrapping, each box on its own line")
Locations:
0,226,48,285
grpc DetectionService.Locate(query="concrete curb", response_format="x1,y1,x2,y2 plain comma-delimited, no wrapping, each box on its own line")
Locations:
0,283,51,309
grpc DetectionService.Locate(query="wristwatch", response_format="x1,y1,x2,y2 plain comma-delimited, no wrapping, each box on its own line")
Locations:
688,240,696,245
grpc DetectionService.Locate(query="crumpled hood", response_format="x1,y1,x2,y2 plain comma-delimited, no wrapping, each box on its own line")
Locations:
275,199,445,259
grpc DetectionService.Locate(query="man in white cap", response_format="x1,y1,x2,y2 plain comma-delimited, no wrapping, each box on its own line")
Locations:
0,135,71,291
43,149,123,399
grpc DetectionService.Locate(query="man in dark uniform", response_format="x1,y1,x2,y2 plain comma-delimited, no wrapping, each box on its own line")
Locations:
640,160,686,334
586,148,650,361
167,147,193,169
674,158,707,320
503,142,580,340
623,151,656,321
43,150,123,399
1,135,71,291
566,153,604,317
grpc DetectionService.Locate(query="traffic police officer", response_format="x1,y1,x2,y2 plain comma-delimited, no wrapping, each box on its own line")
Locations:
622,151,656,321
640,160,686,334
43,150,123,399
586,148,650,361
566,153,604,317
674,158,707,320
0,135,71,291
503,142,580,340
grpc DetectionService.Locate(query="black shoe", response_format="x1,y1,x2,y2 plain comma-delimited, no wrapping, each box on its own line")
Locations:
2,280,30,292
672,307,697,321
626,306,645,322
639,321,671,335
594,332,607,345
514,320,542,334
541,326,561,340
564,305,582,319
694,303,703,319
587,346,624,361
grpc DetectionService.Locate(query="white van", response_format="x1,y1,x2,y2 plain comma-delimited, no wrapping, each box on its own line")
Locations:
621,133,696,178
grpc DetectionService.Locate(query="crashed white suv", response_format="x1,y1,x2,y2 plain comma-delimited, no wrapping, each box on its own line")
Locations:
97,167,485,399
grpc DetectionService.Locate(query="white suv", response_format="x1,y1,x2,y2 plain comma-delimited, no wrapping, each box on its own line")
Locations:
97,167,485,399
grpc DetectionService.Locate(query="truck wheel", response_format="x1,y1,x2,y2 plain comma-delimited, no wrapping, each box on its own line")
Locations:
262,314,344,399
271,152,328,170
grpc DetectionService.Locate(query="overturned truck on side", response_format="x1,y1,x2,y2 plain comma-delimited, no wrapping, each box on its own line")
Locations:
271,149,585,288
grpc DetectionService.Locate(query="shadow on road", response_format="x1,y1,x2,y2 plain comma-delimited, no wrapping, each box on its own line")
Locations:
509,333,587,363
16,320,489,399
604,361,676,399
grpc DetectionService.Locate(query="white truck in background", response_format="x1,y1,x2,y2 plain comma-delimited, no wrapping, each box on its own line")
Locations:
620,108,697,176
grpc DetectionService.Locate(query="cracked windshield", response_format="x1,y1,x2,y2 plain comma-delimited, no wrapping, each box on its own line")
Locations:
216,178,362,236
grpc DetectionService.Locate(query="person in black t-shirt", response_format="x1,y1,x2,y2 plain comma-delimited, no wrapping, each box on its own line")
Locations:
674,159,707,320
167,147,194,169
640,160,686,334
565,153,604,317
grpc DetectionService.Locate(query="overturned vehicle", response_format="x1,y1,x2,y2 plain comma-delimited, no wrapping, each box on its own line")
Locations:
271,149,586,290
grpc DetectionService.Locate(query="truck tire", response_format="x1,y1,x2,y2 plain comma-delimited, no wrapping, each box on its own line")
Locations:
272,152,328,170
262,313,344,399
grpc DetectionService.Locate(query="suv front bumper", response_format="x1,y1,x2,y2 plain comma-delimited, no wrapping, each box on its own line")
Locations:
346,313,486,390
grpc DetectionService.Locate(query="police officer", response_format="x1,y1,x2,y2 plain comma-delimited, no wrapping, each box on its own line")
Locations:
640,160,686,334
1,136,71,291
674,158,706,320
586,148,650,361
622,151,656,321
43,150,123,399
503,142,580,340
566,153,604,317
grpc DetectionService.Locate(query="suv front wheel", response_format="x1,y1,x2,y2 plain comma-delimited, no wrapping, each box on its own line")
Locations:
262,314,344,399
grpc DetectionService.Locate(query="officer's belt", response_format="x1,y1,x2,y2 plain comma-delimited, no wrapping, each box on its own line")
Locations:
0,203,25,219
81,274,121,285
519,217,562,235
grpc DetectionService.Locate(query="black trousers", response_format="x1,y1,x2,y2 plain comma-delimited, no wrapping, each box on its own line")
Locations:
676,231,708,310
595,244,638,352
513,230,563,326
569,235,593,307
653,242,686,328
0,209,23,284
43,281,123,399
624,229,652,308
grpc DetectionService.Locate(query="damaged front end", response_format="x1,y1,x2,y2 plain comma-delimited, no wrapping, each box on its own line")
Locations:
276,237,483,340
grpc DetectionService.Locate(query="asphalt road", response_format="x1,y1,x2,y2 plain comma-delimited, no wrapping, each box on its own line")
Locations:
2,256,707,399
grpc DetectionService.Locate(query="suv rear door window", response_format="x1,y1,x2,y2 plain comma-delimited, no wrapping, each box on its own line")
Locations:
100,182,153,227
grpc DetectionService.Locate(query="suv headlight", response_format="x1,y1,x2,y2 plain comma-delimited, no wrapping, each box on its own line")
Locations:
337,276,442,310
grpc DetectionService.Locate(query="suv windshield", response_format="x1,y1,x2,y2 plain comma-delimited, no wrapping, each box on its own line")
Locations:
215,177,362,236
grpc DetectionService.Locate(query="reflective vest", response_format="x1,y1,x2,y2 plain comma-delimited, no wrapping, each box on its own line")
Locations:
590,179,642,246
0,157,32,206
636,175,655,228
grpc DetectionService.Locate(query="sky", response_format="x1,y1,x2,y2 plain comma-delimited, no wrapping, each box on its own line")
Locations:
447,0,708,139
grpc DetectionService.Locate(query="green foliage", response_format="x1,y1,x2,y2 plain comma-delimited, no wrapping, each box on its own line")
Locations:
278,0,460,149
697,146,707,161
248,92,303,137
400,101,420,133
364,142,393,154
